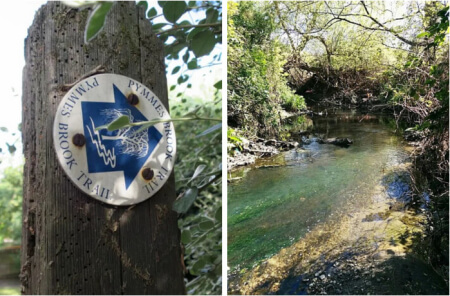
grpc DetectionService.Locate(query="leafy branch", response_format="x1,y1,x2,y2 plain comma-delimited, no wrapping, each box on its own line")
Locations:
96,114,220,133
156,22,221,36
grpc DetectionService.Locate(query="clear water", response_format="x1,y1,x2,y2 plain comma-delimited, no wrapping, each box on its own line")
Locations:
228,110,410,271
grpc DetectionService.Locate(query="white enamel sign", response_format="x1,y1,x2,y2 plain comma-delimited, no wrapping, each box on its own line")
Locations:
53,74,176,205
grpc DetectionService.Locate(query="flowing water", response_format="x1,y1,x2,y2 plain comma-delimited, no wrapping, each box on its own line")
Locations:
227,110,447,294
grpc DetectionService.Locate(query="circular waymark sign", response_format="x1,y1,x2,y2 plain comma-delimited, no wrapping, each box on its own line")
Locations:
53,74,176,205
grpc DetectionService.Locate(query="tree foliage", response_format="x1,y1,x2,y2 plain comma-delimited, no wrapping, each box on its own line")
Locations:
0,166,23,246
171,93,222,295
227,1,305,138
270,1,448,107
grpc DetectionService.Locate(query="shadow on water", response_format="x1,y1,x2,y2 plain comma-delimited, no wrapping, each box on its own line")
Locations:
277,252,448,295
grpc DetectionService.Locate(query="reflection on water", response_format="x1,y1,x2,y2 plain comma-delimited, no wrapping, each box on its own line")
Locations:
228,111,409,271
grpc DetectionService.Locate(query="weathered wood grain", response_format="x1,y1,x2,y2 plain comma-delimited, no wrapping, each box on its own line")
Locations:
21,2,184,294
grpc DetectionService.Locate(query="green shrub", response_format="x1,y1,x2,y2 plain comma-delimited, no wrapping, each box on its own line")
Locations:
283,93,305,112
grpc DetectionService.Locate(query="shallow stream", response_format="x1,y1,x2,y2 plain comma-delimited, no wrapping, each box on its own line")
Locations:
228,110,447,294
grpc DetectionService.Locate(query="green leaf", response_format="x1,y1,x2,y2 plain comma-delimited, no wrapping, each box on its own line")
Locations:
137,1,148,11
147,7,157,18
416,32,429,38
187,27,205,40
0,127,8,132
191,258,207,275
172,187,199,214
177,92,182,97
178,20,191,27
107,115,130,131
196,123,221,137
170,85,176,91
188,1,196,7
199,220,214,230
182,51,190,63
190,30,216,58
84,2,114,43
214,263,222,275
172,42,188,55
187,59,197,69
6,143,16,155
215,207,222,222
187,84,192,88
205,7,219,23
159,33,169,42
425,79,436,86
213,80,222,89
163,1,187,23
181,230,192,244
158,1,167,8
172,66,181,74
190,164,207,182
164,44,174,56
177,74,189,84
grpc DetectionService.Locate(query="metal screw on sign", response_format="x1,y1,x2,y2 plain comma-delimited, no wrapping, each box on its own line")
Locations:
127,93,139,105
72,133,86,147
142,168,154,181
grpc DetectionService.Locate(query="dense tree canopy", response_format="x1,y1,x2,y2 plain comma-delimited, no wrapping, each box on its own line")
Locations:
228,1,305,138
228,1,448,129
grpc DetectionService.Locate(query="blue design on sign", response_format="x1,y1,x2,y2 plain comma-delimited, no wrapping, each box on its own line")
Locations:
81,84,162,189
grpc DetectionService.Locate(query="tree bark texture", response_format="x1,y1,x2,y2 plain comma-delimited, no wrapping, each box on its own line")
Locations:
21,2,185,294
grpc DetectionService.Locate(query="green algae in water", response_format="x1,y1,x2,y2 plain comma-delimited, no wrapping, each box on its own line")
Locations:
228,111,411,272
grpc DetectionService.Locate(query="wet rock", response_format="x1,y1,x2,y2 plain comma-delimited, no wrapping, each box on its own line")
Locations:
265,139,278,146
241,138,250,150
404,128,425,141
227,153,256,170
263,139,299,150
301,136,311,144
318,137,353,147
280,141,299,149
228,137,282,170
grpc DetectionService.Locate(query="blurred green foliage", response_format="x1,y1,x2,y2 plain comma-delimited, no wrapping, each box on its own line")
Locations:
0,166,22,247
170,92,222,294
0,287,21,295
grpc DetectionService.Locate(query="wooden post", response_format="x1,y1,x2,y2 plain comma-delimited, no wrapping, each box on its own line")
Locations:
21,2,185,294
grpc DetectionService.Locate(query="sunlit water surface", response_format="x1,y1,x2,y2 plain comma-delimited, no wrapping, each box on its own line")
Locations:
228,111,409,271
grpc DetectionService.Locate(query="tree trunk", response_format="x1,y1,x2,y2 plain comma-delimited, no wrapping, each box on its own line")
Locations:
21,2,185,294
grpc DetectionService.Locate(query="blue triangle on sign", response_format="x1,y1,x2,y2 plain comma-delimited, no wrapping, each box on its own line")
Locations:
81,84,162,189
